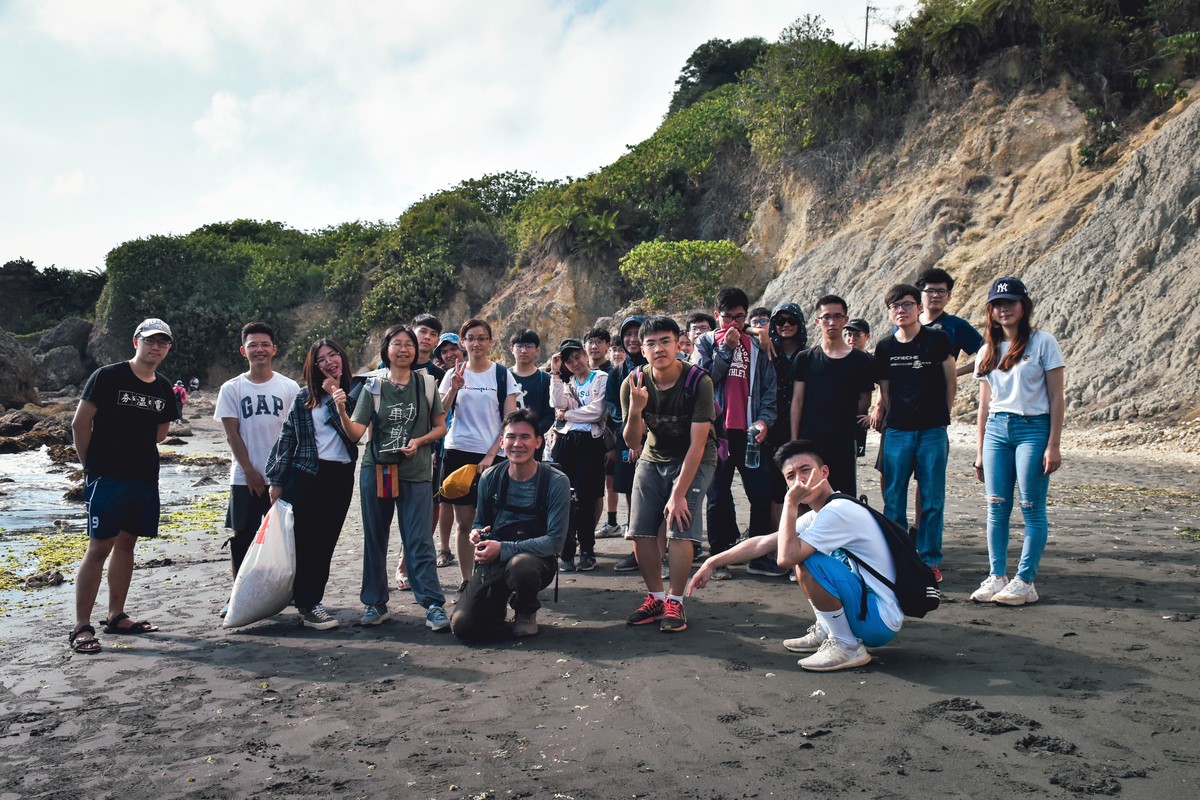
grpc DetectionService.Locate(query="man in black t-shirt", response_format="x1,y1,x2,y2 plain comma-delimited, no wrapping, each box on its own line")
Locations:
790,295,873,495
68,318,180,654
868,285,957,579
411,313,447,384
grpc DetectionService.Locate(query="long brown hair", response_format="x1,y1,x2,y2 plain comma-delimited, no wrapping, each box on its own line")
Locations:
977,296,1034,377
303,338,352,409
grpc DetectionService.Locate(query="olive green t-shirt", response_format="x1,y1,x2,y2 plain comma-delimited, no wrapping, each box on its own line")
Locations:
352,376,444,482
621,365,718,466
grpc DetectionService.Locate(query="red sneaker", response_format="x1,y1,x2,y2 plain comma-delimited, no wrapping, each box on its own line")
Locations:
659,598,687,633
626,594,664,625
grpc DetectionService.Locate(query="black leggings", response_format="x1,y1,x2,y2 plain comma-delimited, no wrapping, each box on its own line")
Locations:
552,431,605,559
286,459,355,609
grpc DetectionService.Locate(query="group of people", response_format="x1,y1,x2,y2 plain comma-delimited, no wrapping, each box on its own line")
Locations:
67,267,1065,672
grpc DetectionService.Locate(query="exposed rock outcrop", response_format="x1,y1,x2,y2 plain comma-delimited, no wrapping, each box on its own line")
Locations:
0,328,38,409
37,345,89,390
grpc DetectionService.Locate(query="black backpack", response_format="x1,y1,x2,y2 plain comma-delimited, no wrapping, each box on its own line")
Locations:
828,492,942,619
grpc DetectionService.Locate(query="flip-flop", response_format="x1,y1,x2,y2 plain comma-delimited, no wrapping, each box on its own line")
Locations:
101,612,159,635
69,624,101,654
436,551,455,568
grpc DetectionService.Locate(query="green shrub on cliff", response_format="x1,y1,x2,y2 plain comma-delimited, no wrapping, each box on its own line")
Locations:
618,239,745,310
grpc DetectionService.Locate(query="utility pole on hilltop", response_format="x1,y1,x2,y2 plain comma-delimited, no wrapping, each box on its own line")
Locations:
864,3,877,48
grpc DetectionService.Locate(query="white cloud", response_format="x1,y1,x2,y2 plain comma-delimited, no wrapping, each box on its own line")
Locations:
29,0,216,65
193,91,245,151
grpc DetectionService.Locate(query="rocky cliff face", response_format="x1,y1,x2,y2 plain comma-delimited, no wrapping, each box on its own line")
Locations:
756,79,1200,427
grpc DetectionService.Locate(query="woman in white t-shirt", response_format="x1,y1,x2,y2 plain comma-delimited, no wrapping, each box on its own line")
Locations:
970,277,1066,607
438,318,520,590
549,338,609,572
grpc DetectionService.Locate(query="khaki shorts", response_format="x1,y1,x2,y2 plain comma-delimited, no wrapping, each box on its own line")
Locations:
628,460,716,544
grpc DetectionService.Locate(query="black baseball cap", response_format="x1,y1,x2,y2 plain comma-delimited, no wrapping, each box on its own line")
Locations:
844,318,871,334
987,276,1028,302
557,338,584,356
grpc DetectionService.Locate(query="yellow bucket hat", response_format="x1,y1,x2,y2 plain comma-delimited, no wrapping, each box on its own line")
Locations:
439,464,478,500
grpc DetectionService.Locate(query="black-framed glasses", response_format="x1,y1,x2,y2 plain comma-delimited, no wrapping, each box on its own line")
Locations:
921,287,949,296
888,301,918,312
816,314,847,323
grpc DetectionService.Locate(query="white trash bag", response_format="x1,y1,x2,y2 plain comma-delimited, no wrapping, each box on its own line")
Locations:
223,499,296,628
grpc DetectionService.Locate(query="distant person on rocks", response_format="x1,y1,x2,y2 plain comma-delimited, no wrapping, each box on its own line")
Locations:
265,338,359,630
970,277,1065,606
439,318,520,594
189,376,200,392
213,322,300,612
842,318,872,458
622,316,718,633
549,338,609,572
172,380,188,414
343,325,450,631
789,295,873,495
69,318,180,653
509,329,553,460
695,287,779,580
451,409,570,641
868,284,956,582
688,440,903,672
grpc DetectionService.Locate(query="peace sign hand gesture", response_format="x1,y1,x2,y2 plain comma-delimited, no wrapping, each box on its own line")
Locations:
628,368,649,414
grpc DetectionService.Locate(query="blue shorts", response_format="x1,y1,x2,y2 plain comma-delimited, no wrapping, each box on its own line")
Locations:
804,552,898,648
85,476,160,539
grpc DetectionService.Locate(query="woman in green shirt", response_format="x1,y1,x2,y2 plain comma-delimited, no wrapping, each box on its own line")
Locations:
341,325,450,631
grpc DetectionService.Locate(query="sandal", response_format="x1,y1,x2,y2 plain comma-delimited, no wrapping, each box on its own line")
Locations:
436,550,455,568
101,612,159,635
69,624,101,654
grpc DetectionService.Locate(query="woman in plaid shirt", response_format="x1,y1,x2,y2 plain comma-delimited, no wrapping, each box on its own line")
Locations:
266,338,359,630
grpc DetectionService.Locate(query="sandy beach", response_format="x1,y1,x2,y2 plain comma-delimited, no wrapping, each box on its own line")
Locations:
1,398,1198,799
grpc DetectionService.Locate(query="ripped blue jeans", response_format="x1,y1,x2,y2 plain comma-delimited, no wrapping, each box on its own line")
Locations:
983,413,1051,582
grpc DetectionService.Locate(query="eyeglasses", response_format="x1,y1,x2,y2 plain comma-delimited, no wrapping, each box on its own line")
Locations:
888,301,918,312
816,314,847,323
642,337,674,351
717,313,746,323
921,288,949,296
464,336,491,344
140,336,171,348
511,343,537,350
584,338,608,346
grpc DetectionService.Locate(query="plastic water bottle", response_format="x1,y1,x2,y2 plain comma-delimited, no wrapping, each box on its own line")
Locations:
744,424,762,469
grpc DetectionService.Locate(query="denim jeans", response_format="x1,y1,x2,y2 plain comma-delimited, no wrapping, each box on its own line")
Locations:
882,426,948,567
705,432,773,555
983,413,1051,582
359,469,445,610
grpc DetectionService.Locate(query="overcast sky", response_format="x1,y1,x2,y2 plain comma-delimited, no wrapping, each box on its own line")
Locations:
0,0,914,271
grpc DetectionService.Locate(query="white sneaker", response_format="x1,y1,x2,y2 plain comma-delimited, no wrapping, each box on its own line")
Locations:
595,522,622,539
783,623,828,653
992,578,1039,606
621,524,632,540
797,637,871,672
970,575,1009,603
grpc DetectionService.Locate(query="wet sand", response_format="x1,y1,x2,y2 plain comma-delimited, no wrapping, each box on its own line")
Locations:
1,404,1198,799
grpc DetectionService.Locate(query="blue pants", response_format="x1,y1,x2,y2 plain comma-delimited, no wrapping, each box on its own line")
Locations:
882,426,948,567
983,413,1051,582
359,469,444,610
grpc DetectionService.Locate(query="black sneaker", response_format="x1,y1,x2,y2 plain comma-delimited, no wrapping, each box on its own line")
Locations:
613,553,640,572
659,598,687,633
746,555,788,577
576,554,597,572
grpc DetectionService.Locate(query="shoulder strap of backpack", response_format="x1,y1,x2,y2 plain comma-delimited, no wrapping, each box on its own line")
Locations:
494,362,510,423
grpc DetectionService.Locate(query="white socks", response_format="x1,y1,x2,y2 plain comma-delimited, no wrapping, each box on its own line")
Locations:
814,607,857,649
